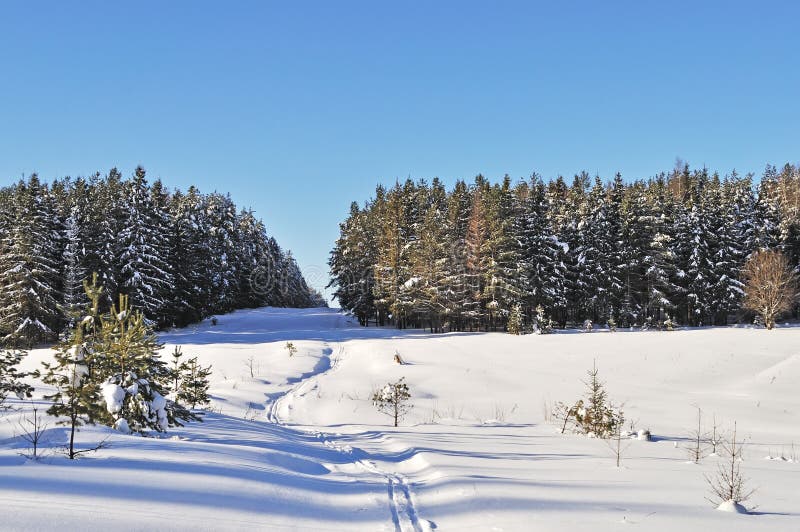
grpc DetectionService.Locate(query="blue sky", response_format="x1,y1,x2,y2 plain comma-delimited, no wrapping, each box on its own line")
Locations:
1,1,798,303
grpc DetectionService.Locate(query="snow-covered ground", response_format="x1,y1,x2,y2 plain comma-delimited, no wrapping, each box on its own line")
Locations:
2,307,799,531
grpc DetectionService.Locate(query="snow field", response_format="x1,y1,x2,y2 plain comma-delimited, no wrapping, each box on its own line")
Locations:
2,307,799,530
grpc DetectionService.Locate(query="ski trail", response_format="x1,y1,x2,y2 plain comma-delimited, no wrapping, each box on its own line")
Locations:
262,315,427,531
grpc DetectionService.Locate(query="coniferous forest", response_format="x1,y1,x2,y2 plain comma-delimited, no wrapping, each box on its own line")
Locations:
0,166,325,346
329,163,800,332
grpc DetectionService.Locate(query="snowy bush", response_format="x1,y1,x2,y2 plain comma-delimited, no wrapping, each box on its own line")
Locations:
582,319,593,332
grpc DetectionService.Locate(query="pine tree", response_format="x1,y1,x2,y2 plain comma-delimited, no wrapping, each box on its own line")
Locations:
513,175,566,322
574,362,619,438
441,180,472,330
94,293,198,433
507,303,523,335
40,274,105,459
117,167,174,327
0,176,63,346
0,349,33,410
177,357,212,409
464,177,489,329
372,377,412,427
481,176,521,330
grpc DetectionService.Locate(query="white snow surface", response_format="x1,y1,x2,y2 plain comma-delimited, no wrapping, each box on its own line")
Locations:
1,307,799,530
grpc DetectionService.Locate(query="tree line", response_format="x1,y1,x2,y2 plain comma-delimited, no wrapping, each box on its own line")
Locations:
329,162,800,331
0,167,325,346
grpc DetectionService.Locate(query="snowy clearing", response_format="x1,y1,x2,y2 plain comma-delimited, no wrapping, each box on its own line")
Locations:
2,307,799,531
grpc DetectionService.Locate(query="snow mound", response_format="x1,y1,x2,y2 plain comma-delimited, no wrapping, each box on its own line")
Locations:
716,500,748,514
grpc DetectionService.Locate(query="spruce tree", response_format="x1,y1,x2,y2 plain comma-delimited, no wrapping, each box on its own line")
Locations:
178,357,212,409
0,176,63,346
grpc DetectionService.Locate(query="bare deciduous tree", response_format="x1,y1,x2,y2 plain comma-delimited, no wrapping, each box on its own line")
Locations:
742,250,798,330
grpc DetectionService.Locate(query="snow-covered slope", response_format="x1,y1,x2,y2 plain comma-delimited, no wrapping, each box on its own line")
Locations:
2,308,799,531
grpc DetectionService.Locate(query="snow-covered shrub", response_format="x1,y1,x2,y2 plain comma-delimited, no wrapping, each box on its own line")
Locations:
663,316,675,331
582,319,593,332
372,377,412,427
607,317,617,332
552,400,581,434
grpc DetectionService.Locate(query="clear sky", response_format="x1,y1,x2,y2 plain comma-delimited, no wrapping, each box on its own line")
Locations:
1,1,798,304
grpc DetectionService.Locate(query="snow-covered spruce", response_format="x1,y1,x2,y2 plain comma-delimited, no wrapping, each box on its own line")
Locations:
0,169,325,346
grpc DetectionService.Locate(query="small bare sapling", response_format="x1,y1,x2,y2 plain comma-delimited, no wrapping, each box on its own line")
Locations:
16,405,49,459
687,406,708,463
705,421,755,512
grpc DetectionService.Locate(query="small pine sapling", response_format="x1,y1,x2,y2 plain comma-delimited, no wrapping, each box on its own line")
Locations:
286,342,297,357
169,346,186,391
40,275,106,459
705,422,755,512
607,317,617,332
582,319,593,332
372,377,412,427
95,293,198,433
575,362,620,438
178,357,212,410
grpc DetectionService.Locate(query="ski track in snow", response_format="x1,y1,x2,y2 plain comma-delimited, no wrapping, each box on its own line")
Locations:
264,315,427,532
